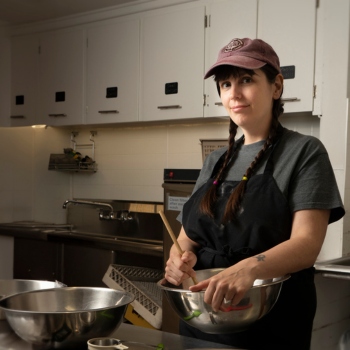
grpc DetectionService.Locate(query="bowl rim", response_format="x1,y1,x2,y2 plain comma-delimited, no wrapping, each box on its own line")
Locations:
0,279,66,295
0,286,135,314
157,272,291,292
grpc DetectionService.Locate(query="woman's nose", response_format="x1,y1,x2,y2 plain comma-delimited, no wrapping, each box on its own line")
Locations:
229,83,241,99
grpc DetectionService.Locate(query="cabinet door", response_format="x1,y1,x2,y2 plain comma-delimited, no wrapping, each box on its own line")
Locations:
62,243,116,287
38,29,85,126
140,5,205,121
13,238,62,281
10,34,39,126
204,0,258,118
258,0,316,113
86,18,140,124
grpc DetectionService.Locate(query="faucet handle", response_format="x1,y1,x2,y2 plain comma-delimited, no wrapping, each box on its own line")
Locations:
116,210,133,221
99,210,115,220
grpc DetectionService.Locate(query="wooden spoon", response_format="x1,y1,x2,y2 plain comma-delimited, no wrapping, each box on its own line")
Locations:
159,210,198,284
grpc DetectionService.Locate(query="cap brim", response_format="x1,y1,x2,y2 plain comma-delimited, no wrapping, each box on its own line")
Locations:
204,56,266,79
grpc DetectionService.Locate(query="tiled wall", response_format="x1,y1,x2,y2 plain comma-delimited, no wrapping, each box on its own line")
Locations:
72,121,229,203
72,114,321,202
0,127,34,223
0,113,348,348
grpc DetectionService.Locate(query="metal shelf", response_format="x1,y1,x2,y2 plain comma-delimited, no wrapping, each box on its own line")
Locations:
48,162,97,172
48,131,98,173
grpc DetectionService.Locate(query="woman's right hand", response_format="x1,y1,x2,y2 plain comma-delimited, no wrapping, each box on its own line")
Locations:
165,249,197,286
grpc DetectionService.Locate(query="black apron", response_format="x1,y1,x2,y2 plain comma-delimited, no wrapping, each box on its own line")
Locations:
180,142,316,350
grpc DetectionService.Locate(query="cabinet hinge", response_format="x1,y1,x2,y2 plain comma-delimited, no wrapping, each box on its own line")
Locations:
38,45,41,54
203,94,207,106
313,85,317,98
316,0,320,8
205,15,210,28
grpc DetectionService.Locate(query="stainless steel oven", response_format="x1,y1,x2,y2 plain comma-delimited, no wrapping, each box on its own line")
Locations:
162,168,200,334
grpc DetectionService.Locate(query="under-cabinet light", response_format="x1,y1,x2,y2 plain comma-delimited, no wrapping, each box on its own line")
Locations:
31,125,47,128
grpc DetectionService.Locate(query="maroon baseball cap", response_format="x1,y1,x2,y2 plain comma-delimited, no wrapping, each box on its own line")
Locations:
204,38,281,79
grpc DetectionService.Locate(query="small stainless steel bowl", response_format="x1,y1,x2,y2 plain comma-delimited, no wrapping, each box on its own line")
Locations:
158,268,290,334
0,287,134,349
0,279,65,320
87,337,121,349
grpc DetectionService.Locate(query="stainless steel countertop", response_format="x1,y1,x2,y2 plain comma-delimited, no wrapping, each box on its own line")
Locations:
314,255,350,280
0,320,240,349
0,223,163,257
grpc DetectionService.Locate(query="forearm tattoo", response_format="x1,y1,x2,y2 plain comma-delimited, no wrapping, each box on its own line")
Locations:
255,254,266,262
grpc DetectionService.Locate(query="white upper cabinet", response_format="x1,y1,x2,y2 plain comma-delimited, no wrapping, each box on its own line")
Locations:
86,18,140,124
258,0,317,113
204,0,258,118
8,0,319,126
10,34,39,126
140,4,205,122
38,28,85,126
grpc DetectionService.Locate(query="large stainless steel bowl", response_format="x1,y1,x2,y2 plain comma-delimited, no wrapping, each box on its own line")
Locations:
0,287,134,349
158,268,290,334
0,279,65,320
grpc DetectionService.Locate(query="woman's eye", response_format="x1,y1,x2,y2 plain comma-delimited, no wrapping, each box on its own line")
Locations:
221,81,230,89
241,76,252,84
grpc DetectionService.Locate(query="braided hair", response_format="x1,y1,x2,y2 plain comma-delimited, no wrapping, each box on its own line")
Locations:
200,64,284,223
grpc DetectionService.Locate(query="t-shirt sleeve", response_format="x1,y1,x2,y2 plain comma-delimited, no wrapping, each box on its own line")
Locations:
287,139,344,224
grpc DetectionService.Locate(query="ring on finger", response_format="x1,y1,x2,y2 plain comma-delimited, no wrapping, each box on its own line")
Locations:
223,298,232,305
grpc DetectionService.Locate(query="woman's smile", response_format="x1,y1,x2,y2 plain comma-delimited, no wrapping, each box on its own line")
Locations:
231,104,249,112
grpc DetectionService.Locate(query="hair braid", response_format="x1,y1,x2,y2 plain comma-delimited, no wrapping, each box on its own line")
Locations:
200,120,238,217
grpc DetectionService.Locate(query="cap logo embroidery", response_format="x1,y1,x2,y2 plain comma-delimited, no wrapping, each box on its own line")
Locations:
224,38,244,53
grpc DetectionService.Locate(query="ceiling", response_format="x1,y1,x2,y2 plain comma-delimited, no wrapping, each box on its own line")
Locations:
0,0,140,25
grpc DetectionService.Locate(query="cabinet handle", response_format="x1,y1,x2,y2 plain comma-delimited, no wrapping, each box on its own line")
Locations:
98,110,119,114
215,98,300,105
48,114,67,117
157,105,182,110
10,115,25,119
281,97,300,103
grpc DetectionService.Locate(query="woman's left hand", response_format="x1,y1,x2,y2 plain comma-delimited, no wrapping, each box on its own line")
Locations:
189,208,331,312
189,264,256,312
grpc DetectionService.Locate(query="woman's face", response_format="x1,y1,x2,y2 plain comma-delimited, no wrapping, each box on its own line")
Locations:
218,69,283,140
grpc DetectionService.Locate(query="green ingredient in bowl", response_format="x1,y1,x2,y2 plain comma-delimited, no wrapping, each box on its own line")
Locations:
183,310,202,320
156,343,164,350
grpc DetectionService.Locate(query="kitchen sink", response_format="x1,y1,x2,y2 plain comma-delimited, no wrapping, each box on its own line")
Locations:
52,229,163,251
0,219,163,255
0,221,73,230
0,221,75,240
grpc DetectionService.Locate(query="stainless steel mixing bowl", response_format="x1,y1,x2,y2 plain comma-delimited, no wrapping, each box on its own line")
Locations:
0,287,134,349
0,279,65,320
158,268,290,334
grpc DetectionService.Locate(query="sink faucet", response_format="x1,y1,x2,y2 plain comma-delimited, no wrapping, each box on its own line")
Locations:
63,200,115,220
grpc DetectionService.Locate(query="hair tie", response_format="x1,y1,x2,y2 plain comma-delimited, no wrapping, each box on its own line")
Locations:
242,176,248,181
213,180,218,185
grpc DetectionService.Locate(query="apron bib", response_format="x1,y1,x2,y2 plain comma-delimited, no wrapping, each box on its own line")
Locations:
180,141,316,350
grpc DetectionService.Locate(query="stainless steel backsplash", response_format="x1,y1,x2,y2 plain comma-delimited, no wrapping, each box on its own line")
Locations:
66,199,164,241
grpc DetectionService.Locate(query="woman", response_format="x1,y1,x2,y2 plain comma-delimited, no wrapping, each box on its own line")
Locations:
165,38,345,349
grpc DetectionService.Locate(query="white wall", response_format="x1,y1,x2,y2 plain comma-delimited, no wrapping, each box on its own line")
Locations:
317,0,349,261
0,24,10,128
63,114,319,203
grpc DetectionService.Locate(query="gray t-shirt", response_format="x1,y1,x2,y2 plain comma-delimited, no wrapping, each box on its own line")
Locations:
179,127,344,224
